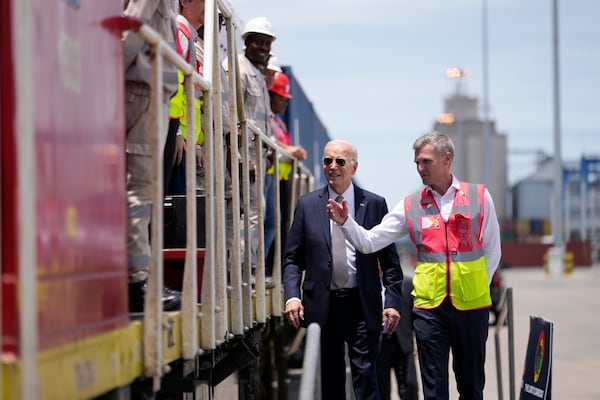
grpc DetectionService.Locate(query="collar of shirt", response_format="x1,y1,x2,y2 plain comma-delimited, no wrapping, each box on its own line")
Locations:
425,175,460,222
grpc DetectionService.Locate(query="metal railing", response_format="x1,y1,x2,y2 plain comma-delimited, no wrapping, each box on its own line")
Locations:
13,1,39,398
123,12,211,388
493,287,516,400
124,0,314,387
299,323,322,400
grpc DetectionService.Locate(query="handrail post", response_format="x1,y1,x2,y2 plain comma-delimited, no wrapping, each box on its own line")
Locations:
495,321,504,400
237,86,254,329
146,37,165,390
223,12,245,336
272,147,282,316
14,1,39,397
199,2,216,350
299,323,322,400
203,0,228,348
254,124,266,323
507,288,515,400
239,120,253,327
181,15,198,361
211,11,230,349
493,286,516,400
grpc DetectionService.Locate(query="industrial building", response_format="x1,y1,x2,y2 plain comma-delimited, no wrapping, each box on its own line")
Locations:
431,89,599,265
513,156,600,262
433,93,508,219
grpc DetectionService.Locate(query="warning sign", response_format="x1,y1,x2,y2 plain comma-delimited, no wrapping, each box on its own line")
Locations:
520,315,553,399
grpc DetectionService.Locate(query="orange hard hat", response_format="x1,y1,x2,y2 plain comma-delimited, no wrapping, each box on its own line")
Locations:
270,72,292,99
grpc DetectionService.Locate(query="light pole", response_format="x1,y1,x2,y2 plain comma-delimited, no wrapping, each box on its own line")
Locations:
482,0,491,186
548,0,564,274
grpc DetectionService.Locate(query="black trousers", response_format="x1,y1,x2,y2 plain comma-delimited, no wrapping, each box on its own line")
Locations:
163,118,179,193
321,290,380,400
377,334,418,400
413,298,489,400
265,178,293,276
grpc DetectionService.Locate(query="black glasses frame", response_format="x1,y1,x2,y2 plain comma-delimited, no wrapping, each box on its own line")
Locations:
323,157,347,167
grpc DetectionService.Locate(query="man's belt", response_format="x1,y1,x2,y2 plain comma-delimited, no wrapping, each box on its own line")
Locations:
330,287,358,298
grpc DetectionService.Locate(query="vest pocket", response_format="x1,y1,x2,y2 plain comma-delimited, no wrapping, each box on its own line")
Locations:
453,214,473,252
453,261,488,302
413,263,443,300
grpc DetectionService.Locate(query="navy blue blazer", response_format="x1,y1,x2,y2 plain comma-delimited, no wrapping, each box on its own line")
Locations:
283,185,403,332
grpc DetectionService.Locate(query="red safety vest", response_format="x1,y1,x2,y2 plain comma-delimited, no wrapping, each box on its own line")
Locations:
169,20,203,144
405,182,492,310
175,21,201,73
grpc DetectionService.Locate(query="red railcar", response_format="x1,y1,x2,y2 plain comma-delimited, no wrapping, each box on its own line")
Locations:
1,1,315,398
1,1,135,398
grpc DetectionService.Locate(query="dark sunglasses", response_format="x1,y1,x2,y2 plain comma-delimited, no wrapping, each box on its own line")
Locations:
323,157,347,167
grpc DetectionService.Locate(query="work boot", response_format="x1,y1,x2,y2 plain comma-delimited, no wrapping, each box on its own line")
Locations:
128,280,182,313
248,275,276,289
265,276,275,289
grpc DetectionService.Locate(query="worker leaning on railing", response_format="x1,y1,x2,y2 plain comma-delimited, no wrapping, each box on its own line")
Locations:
166,0,205,196
237,16,277,271
122,0,181,312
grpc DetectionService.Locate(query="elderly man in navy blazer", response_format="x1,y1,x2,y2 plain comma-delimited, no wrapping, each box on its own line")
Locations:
283,139,404,400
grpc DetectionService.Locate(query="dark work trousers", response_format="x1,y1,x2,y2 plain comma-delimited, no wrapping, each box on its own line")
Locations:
279,178,292,241
265,177,293,276
412,297,489,400
168,150,187,196
321,290,380,400
377,334,418,400
163,118,179,193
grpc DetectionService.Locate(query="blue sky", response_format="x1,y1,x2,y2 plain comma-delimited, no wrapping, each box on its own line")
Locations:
230,0,600,207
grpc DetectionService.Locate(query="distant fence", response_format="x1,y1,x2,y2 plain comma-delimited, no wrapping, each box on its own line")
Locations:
501,240,591,267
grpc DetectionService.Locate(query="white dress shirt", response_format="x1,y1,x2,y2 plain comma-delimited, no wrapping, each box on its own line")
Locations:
340,176,502,283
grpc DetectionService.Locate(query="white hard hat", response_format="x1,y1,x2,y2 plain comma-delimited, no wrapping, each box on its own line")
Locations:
241,17,276,41
267,55,282,73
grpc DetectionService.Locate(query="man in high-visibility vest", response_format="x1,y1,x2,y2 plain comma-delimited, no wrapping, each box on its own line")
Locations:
165,0,205,195
327,131,502,400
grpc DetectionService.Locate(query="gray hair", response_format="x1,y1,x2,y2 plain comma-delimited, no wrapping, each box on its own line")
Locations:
324,139,358,161
413,131,454,157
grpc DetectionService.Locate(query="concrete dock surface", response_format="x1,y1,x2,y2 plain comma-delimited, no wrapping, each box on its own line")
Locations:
214,263,600,399
464,264,600,400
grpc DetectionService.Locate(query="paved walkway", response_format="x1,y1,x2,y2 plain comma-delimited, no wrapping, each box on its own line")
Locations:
466,264,600,400
215,263,600,399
